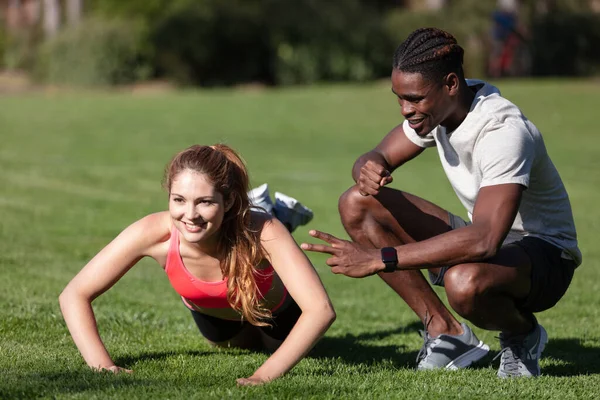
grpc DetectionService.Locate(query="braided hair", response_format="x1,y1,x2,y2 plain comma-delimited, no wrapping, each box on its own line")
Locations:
393,28,464,81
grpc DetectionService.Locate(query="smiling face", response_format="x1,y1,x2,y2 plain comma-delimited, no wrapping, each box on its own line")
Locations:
391,69,456,136
168,169,231,247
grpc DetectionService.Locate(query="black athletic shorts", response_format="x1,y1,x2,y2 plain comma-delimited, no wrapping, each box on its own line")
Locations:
429,213,577,313
189,297,302,343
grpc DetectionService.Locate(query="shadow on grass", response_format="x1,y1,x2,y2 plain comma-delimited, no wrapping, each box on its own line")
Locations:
310,327,600,376
308,320,427,368
107,338,600,377
115,349,211,366
311,329,600,376
468,337,600,376
542,338,600,376
0,350,213,399
0,370,149,399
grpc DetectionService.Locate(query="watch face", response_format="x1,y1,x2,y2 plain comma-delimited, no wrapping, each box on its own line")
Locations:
382,247,397,261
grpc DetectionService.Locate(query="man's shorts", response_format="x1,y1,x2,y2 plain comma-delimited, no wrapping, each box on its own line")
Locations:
428,212,577,313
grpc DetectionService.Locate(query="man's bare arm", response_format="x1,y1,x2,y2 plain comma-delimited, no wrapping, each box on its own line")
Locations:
352,124,424,195
301,183,524,278
393,183,524,269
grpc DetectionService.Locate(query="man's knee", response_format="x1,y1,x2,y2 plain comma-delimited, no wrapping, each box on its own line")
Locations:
444,265,488,318
338,185,371,228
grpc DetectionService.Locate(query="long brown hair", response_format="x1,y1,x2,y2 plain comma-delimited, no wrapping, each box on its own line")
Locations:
163,144,271,325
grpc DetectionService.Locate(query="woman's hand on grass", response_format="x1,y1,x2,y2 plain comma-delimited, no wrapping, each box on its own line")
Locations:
236,375,268,386
97,365,133,374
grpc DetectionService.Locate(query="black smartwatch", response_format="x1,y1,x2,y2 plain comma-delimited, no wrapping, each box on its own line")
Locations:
381,247,398,273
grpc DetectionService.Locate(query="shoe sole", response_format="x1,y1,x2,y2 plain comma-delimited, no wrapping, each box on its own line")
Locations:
446,341,490,370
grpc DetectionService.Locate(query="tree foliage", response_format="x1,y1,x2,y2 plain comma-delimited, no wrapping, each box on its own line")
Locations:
20,0,600,86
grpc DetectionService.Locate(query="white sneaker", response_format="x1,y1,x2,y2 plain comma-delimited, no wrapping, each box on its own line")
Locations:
248,183,274,214
273,192,314,232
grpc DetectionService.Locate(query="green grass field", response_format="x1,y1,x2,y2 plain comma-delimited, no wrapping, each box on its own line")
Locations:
1,79,599,399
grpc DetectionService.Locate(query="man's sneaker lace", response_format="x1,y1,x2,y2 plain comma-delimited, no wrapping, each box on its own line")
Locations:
416,318,490,370
495,322,547,378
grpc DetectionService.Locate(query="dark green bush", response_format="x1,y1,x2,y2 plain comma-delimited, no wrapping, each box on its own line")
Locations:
2,28,42,71
35,17,146,86
382,1,495,80
530,12,600,76
266,0,393,85
150,0,269,86
148,0,392,86
85,0,496,86
18,0,600,87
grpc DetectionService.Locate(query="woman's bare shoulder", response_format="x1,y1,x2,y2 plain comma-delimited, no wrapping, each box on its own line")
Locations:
127,211,172,249
249,210,291,243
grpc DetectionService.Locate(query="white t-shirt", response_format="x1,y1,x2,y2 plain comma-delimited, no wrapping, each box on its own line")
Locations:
403,79,582,266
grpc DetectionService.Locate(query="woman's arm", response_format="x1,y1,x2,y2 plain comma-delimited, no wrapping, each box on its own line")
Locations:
241,217,336,384
58,212,169,372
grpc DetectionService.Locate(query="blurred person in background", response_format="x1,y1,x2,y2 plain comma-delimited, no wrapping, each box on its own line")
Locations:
488,0,530,77
302,27,580,378
59,144,334,386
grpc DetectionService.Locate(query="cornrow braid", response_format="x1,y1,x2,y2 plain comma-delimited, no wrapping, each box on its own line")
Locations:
393,27,465,81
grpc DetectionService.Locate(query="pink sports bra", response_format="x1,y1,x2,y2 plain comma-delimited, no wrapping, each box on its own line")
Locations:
165,228,286,311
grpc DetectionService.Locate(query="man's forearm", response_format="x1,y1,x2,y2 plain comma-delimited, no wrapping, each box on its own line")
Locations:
392,224,500,271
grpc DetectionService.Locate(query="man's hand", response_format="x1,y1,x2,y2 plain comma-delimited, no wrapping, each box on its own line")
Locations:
357,160,393,196
301,230,382,278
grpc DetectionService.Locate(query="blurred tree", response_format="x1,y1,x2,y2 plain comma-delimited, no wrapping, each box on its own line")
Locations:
42,0,59,38
264,0,390,84
383,0,495,78
8,0,599,86
36,16,144,85
66,0,82,26
1,0,41,34
150,0,269,86
357,0,406,12
87,0,189,26
1,0,42,70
